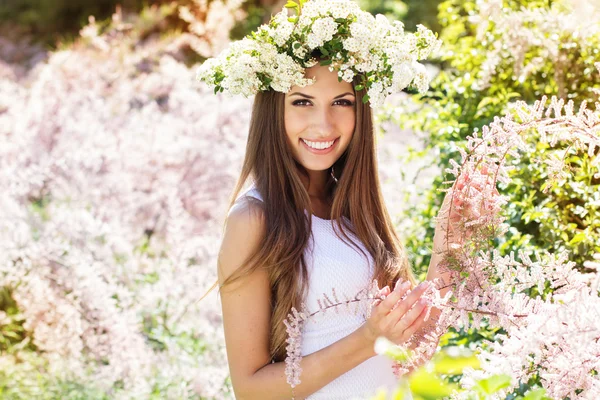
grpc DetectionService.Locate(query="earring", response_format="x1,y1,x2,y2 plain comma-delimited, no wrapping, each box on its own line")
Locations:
331,166,338,183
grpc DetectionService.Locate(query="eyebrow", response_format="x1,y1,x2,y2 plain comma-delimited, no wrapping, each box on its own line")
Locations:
288,92,355,99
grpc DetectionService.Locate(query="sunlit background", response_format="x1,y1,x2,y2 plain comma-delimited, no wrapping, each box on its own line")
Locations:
1,0,599,399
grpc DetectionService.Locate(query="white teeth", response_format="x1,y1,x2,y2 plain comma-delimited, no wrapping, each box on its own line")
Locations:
302,138,335,150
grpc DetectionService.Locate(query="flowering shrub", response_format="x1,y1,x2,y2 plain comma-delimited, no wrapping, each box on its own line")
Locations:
375,0,600,396
3,0,599,398
0,7,252,399
170,0,248,59
407,92,600,398
385,0,600,276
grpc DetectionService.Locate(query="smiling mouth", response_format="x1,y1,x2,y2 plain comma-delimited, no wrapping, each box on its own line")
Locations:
300,137,340,150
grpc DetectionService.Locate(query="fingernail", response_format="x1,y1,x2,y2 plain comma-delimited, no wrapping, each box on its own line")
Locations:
394,279,401,291
400,281,410,291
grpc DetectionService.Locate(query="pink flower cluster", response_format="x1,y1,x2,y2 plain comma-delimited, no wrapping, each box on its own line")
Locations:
283,280,381,388
409,90,600,397
0,6,250,398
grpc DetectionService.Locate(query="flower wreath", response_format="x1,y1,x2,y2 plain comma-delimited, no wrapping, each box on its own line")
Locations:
196,0,442,107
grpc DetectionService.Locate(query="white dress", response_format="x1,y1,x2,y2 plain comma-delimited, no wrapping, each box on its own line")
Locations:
240,185,412,400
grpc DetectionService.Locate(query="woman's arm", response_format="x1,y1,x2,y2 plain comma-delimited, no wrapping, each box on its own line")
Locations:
404,193,458,355
245,325,376,399
426,231,454,297
218,199,379,400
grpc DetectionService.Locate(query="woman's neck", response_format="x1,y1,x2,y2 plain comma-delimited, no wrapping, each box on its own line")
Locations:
300,168,331,199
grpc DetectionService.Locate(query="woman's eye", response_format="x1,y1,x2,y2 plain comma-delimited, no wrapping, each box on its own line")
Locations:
334,99,355,106
292,99,311,106
292,99,355,107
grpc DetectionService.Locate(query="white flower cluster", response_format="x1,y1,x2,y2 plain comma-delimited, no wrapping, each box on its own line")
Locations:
196,0,442,107
197,37,315,96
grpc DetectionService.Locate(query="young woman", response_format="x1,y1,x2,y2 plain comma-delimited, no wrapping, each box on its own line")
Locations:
197,1,447,398
211,60,441,399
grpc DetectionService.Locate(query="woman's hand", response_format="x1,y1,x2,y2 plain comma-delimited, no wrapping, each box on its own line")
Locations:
360,280,432,348
434,168,499,251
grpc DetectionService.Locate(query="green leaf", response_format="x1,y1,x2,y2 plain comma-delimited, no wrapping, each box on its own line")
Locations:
476,96,497,111
288,16,298,23
319,46,329,56
474,374,512,395
437,331,458,347
319,59,333,66
354,84,364,91
362,94,370,104
433,352,480,375
409,368,457,400
284,1,298,9
293,42,301,49
568,231,587,245
522,388,548,400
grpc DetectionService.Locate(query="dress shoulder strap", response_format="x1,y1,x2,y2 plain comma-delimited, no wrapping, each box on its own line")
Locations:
239,183,264,202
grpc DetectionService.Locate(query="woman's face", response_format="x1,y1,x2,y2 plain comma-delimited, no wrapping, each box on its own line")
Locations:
284,64,356,173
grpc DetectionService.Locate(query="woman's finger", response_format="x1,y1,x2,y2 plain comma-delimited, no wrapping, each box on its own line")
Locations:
392,297,427,335
371,285,390,310
374,280,411,318
400,305,430,341
382,282,430,327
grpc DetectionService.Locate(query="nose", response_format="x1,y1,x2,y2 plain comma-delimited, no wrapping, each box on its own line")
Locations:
310,106,335,137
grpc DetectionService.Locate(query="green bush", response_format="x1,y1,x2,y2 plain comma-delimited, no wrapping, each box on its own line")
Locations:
380,0,600,394
0,0,145,44
385,0,600,277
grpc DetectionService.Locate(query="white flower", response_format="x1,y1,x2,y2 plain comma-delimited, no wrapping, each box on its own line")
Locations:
292,42,308,58
367,81,386,107
196,57,221,86
196,0,443,108
306,17,338,50
391,61,414,91
329,0,360,19
411,61,430,93
342,37,361,52
356,9,375,26
270,52,310,92
305,58,319,68
272,10,295,47
341,68,355,83
415,24,442,59
349,21,370,41
354,53,382,73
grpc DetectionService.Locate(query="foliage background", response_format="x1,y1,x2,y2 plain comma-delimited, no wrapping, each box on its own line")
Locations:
1,0,599,398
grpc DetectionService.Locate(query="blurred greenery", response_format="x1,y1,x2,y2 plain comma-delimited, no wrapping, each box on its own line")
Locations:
388,0,600,279
0,0,442,48
370,344,550,400
0,0,145,45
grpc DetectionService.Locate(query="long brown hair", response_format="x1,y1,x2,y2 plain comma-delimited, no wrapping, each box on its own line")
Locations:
202,72,416,362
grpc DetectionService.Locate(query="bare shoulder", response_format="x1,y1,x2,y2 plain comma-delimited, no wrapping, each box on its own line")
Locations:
226,195,265,230
218,195,267,286
217,195,272,393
